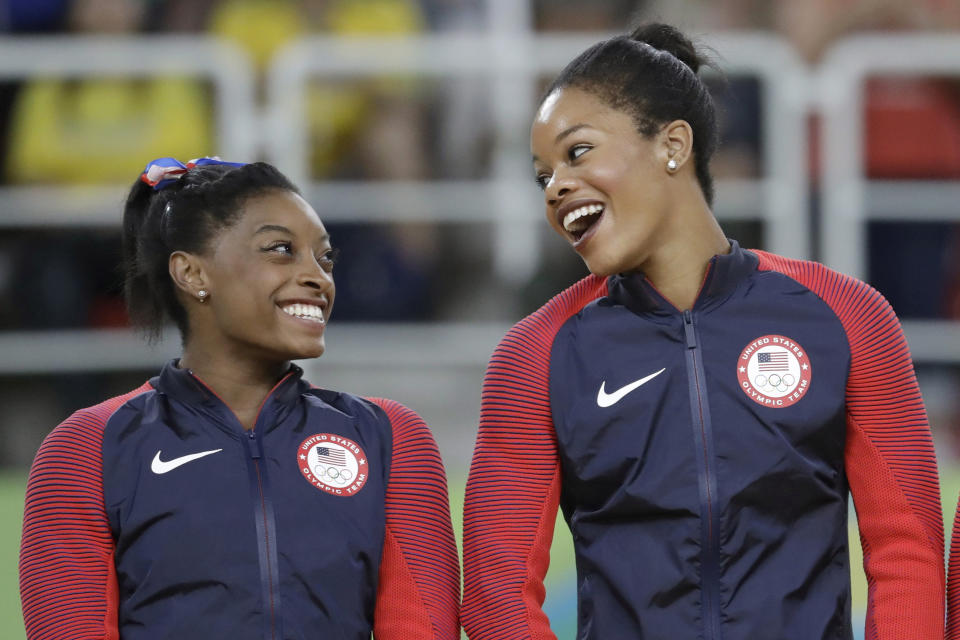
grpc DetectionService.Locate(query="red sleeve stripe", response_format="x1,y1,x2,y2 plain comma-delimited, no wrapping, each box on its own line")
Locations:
948,497,960,639
462,275,606,640
20,383,151,640
755,251,944,638
368,397,460,640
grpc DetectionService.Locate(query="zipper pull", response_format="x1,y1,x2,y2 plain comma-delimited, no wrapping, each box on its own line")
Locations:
683,309,697,349
248,430,262,459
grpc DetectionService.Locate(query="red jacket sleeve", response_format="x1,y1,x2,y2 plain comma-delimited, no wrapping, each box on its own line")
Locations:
461,276,606,640
368,398,460,640
756,251,945,640
947,496,960,639
20,386,149,640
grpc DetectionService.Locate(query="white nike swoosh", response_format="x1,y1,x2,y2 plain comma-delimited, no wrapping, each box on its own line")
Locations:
151,449,223,474
597,368,666,408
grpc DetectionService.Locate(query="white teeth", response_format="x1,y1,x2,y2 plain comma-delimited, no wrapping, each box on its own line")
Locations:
562,204,604,232
281,303,325,323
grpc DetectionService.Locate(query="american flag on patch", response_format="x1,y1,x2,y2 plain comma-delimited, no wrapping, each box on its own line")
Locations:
316,446,347,466
757,351,789,371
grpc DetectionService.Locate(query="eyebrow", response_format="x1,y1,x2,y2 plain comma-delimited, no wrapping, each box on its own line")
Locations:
254,224,330,242
555,123,592,144
254,224,292,235
532,123,594,162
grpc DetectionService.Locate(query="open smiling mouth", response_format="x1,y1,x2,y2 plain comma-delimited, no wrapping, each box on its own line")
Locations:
562,203,605,242
280,303,325,325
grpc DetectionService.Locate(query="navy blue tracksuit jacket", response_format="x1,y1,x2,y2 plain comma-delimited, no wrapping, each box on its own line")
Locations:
20,361,459,639
462,242,943,640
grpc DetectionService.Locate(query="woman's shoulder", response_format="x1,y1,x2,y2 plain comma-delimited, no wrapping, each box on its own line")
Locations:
302,387,424,427
749,248,899,331
507,273,608,342
750,249,885,303
751,248,866,287
36,381,154,457
301,389,437,457
55,381,153,432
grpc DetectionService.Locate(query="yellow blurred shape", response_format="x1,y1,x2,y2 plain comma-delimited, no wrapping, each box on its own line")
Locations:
326,0,424,34
7,78,212,185
209,0,305,71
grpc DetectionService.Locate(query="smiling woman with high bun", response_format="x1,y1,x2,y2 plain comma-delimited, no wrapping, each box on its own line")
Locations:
461,23,944,640
19,157,459,639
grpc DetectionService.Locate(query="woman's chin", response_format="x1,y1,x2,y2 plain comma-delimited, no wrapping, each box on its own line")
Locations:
581,253,620,278
296,342,326,361
273,338,326,363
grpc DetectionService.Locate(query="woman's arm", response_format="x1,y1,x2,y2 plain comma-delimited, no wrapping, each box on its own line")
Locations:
461,275,604,640
947,496,960,639
20,408,122,640
838,283,944,639
369,398,460,640
460,321,563,640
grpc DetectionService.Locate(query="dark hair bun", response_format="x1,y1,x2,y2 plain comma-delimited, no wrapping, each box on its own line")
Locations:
630,23,704,74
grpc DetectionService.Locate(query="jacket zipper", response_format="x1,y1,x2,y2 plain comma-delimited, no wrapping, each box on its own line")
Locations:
244,427,283,640
683,309,723,640
188,371,291,640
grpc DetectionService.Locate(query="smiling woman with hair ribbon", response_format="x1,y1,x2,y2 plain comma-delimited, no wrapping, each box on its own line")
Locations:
461,23,944,640
19,157,460,639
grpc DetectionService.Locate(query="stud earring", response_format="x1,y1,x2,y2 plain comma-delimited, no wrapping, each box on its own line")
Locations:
198,290,208,302
667,158,678,171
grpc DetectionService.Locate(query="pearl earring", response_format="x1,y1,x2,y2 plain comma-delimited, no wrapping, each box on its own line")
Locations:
667,158,678,171
198,290,208,302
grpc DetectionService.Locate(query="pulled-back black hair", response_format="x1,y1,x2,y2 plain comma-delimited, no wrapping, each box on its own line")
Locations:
122,161,299,342
545,23,719,205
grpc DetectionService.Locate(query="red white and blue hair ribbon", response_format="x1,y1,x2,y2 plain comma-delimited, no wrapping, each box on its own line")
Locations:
140,156,247,190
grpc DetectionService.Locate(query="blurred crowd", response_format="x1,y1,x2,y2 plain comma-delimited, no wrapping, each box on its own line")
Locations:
0,0,960,463
0,0,959,325
0,0,490,329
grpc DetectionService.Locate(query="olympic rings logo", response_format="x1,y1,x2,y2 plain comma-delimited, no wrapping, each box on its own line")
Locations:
297,433,370,496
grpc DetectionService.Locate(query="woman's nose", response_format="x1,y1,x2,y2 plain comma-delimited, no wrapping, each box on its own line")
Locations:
545,169,577,207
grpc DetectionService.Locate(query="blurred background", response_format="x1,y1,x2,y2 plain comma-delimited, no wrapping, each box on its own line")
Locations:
1,0,960,637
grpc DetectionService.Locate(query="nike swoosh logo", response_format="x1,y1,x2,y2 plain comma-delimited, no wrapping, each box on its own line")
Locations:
151,449,223,474
597,368,666,408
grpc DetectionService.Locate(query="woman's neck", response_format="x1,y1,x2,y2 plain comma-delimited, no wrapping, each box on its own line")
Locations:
641,208,730,312
179,343,290,431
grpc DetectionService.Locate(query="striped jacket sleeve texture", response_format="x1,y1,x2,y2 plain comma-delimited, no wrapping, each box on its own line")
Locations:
19,385,150,640
369,398,460,639
948,496,960,639
947,501,960,640
461,276,606,640
757,251,945,640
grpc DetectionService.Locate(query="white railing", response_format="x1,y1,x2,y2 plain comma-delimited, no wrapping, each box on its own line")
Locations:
0,36,257,160
0,33,809,251
819,34,960,280
818,34,960,362
266,32,811,283
0,324,510,375
0,36,257,228
0,31,958,372
1,320,955,375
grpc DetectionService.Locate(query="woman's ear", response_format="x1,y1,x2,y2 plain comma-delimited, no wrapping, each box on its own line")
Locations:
169,251,209,303
661,119,694,172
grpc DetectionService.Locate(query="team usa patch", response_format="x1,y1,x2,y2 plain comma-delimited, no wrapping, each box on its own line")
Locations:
298,433,368,496
736,335,812,408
